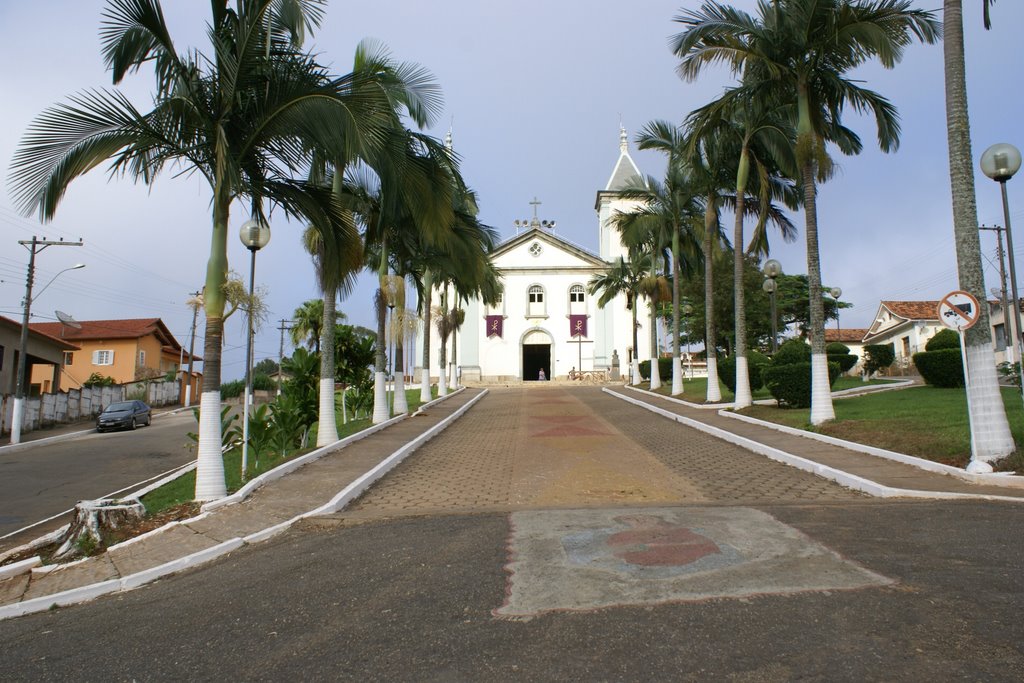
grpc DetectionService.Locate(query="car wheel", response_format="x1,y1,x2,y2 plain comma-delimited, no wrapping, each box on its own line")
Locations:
146,415,152,426
130,417,137,430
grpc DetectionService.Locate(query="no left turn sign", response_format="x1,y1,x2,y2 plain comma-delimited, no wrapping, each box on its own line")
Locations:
937,290,981,331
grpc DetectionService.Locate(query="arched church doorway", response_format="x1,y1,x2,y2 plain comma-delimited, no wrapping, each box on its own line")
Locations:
521,329,552,381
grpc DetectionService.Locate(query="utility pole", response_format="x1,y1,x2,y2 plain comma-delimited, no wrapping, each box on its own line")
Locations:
11,236,83,444
183,290,202,406
277,319,294,396
981,225,1015,363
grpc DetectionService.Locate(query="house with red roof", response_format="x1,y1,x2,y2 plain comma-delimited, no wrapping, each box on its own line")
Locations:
28,318,200,392
0,315,78,397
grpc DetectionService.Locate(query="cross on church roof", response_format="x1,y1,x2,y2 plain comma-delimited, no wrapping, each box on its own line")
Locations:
530,196,541,219
513,197,556,234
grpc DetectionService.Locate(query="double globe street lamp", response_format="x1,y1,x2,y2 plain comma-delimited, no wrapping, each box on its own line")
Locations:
239,219,271,479
762,259,782,353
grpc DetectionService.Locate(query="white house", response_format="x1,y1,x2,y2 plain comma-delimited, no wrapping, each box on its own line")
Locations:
414,129,653,383
860,299,1019,369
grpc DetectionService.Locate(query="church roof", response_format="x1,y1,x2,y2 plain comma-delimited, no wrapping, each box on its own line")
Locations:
491,227,607,268
603,126,644,192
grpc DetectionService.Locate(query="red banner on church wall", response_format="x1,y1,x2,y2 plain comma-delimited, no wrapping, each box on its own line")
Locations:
486,315,503,338
570,314,587,338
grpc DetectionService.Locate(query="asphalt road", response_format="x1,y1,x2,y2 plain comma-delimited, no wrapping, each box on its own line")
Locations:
0,500,1021,681
0,411,197,547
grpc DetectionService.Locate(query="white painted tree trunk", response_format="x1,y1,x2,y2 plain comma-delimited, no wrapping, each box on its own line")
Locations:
965,342,1015,460
53,498,145,562
650,355,662,390
438,366,448,396
10,397,24,444
372,371,389,424
631,359,641,386
420,367,431,403
195,391,227,501
671,356,683,395
809,353,835,425
393,372,408,415
450,363,458,390
316,378,338,446
733,356,752,409
706,357,722,403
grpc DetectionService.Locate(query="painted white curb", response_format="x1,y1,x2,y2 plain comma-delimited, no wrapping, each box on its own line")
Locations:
719,409,1024,490
624,384,732,410
0,556,40,581
0,387,479,621
604,388,1024,504
304,388,488,517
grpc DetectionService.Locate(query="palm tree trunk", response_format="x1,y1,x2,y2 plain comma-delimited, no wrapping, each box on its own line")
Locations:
943,0,1014,461
420,271,434,402
450,313,459,389
393,333,408,414
671,228,683,395
704,198,721,402
438,285,448,396
372,279,390,424
631,295,641,385
316,285,339,446
195,197,229,501
649,260,662,390
733,151,753,409
802,158,835,424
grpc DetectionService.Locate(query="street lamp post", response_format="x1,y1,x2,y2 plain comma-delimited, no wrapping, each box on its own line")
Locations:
830,287,843,341
11,237,83,444
762,259,782,354
981,143,1024,397
239,219,270,479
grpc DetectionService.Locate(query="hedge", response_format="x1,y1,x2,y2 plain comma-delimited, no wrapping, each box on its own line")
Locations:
762,361,841,408
719,351,770,393
639,358,674,381
925,328,961,351
774,339,811,365
912,348,964,388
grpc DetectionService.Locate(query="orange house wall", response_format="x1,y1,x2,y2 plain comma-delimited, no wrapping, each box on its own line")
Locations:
31,338,140,388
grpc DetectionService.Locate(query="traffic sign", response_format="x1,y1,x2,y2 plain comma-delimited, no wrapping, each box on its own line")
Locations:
937,291,981,331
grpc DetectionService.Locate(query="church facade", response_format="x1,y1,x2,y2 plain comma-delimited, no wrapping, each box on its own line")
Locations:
414,130,652,382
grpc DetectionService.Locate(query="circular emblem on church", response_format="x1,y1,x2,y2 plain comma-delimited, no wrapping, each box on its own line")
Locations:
529,242,543,257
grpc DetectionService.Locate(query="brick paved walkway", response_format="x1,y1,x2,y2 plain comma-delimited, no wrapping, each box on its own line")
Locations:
345,387,864,520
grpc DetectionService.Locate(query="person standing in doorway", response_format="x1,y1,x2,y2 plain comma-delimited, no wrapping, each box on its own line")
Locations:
538,368,546,381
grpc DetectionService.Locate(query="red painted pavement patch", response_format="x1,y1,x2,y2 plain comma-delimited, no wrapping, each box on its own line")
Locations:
531,425,610,438
495,507,894,616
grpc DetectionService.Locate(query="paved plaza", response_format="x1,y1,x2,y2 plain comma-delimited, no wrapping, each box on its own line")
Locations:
2,385,1023,680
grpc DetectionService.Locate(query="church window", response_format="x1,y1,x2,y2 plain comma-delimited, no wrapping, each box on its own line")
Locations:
528,242,543,257
569,285,585,303
528,285,546,317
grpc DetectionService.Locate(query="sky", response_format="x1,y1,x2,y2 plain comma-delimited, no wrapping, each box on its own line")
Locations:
2,1,1023,381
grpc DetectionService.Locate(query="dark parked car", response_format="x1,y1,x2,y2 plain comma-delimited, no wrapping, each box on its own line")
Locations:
96,400,152,432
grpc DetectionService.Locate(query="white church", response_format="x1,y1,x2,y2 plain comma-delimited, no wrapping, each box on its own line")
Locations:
414,129,654,383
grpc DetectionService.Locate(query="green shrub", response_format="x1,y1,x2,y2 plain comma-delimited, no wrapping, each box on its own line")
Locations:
762,361,841,408
863,344,896,376
773,339,811,365
825,342,859,374
252,373,276,392
719,351,771,393
638,358,673,381
84,372,116,387
925,328,961,351
220,379,244,399
912,348,964,388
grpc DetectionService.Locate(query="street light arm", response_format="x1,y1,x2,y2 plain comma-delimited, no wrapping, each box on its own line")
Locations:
31,264,85,304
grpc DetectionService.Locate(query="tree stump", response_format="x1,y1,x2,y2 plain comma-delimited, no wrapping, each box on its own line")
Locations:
53,498,145,562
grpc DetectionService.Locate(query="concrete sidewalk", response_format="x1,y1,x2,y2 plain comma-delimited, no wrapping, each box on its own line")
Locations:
0,388,484,619
605,386,1024,501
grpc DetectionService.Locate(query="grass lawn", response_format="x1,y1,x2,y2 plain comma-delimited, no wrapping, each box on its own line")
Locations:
739,385,1024,471
142,386,437,515
642,374,897,404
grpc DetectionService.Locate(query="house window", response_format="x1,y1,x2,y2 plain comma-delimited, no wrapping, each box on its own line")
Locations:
93,349,115,366
139,350,146,366
569,285,585,303
994,324,1007,352
528,285,546,317
488,290,505,315
63,352,74,366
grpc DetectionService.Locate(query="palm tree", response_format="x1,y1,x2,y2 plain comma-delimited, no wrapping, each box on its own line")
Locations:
686,89,798,408
610,135,703,395
302,217,361,446
941,1,1016,463
291,299,326,353
9,0,392,500
589,254,652,384
673,0,939,422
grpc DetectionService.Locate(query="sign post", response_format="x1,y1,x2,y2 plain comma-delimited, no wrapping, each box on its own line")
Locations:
937,290,992,474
